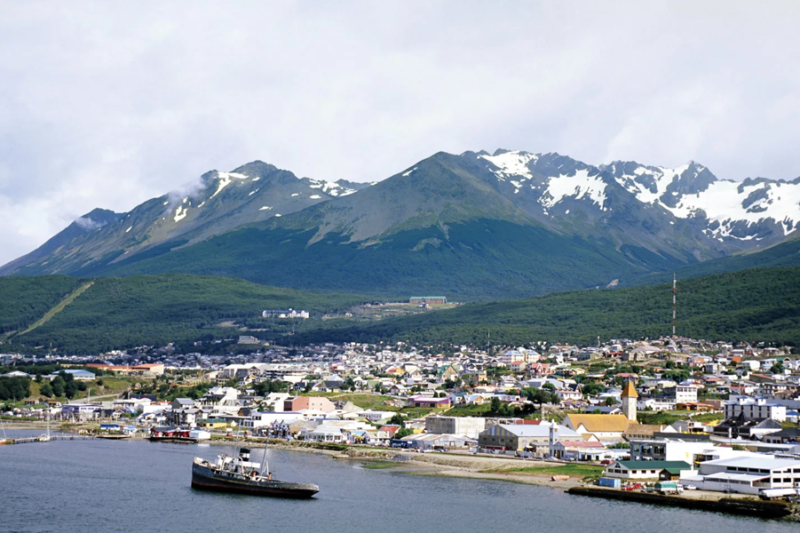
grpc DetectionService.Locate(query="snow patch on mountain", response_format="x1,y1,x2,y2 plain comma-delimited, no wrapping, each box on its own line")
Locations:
174,205,188,223
480,151,537,180
610,163,700,204
667,179,800,238
610,160,800,239
308,179,358,197
210,171,249,199
541,169,607,209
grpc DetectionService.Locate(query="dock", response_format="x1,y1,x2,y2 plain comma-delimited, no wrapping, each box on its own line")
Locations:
2,434,95,445
567,486,793,519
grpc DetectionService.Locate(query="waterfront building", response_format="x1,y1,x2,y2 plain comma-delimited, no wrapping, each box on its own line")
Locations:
425,416,486,439
681,456,800,495
478,422,580,452
605,460,692,480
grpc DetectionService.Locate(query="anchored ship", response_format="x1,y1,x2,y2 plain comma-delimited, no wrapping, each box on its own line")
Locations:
191,447,319,498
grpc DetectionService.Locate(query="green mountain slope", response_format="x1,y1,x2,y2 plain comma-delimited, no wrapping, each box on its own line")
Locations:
3,274,368,354
96,219,665,301
627,236,800,287
0,276,85,336
288,266,800,347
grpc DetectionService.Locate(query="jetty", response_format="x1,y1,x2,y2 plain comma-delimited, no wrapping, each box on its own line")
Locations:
3,434,95,445
567,486,794,519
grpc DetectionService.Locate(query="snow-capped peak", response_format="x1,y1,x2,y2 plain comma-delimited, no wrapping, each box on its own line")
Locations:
479,150,538,181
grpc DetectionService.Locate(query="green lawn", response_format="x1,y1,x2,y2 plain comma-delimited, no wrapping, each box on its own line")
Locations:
445,404,492,417
483,464,604,477
305,392,400,411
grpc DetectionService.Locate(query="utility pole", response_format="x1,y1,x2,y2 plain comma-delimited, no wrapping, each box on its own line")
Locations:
672,273,677,339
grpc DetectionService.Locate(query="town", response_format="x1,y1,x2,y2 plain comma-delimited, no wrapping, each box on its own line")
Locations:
2,333,800,506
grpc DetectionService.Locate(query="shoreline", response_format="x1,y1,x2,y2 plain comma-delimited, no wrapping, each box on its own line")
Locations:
6,429,799,520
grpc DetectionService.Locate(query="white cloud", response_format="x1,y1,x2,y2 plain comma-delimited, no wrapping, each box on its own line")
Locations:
0,0,799,265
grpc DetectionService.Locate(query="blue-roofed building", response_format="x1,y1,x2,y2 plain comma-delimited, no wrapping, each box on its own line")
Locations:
49,369,96,381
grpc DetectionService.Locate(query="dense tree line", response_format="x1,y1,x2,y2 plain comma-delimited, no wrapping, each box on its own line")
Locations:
0,377,31,401
6,274,367,354
288,266,800,348
0,276,84,334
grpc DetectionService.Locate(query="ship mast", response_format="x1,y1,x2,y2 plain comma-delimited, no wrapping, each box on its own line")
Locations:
260,436,269,478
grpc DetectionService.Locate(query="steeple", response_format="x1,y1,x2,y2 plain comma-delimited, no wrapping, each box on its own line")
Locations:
620,380,638,422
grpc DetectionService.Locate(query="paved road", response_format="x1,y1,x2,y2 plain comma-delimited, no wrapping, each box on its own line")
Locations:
72,393,120,404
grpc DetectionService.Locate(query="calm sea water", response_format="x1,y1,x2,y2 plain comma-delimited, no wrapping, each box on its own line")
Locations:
0,431,797,533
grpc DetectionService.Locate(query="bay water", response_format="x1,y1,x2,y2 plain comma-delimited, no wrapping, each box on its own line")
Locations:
0,432,796,533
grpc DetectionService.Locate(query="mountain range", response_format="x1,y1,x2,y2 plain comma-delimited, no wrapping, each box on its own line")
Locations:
3,149,800,300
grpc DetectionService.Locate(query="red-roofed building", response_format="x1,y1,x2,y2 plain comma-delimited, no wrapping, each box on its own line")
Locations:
529,363,553,377
407,396,451,408
133,364,165,375
552,440,606,461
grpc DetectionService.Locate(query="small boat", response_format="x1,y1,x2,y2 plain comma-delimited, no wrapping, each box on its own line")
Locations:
192,447,319,498
148,426,197,443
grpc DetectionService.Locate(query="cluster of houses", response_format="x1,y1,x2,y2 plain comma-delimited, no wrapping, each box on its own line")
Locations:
4,336,800,497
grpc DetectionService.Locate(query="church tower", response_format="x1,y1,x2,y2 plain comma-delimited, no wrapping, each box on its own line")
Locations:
621,380,638,422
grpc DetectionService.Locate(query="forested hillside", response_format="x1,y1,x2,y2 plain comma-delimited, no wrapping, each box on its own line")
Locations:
1,274,368,353
288,266,800,347
0,276,84,335
627,237,800,288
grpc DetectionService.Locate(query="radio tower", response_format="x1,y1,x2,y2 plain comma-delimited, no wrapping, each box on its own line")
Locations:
672,273,677,339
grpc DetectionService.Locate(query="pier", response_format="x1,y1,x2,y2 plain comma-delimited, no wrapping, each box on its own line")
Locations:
2,434,95,445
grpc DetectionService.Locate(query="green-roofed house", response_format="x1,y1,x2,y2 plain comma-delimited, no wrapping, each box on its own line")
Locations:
605,460,692,480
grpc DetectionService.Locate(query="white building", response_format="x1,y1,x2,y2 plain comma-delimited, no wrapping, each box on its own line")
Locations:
425,416,487,439
664,384,698,403
241,411,300,430
682,456,800,495
724,398,787,422
637,398,675,412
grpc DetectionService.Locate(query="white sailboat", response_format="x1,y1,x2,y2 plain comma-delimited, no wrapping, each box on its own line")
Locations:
38,407,51,442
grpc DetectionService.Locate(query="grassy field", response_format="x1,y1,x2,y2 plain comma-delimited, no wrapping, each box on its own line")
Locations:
637,410,723,426
8,375,139,408
445,404,492,417
483,464,604,478
306,392,399,410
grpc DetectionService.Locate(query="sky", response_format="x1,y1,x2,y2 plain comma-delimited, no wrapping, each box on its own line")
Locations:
1,1,799,265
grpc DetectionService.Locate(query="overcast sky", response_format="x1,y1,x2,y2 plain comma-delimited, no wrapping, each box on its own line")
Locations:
1,1,799,265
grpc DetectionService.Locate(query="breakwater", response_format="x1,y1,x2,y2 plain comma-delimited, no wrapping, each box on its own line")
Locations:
568,487,794,520
2,434,94,445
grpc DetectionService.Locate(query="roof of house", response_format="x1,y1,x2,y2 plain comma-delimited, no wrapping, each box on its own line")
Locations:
558,440,605,448
565,414,630,433
616,460,691,470
701,456,800,470
494,424,581,439
624,423,664,436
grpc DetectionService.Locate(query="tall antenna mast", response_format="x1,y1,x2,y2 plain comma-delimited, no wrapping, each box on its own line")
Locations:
672,273,677,338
